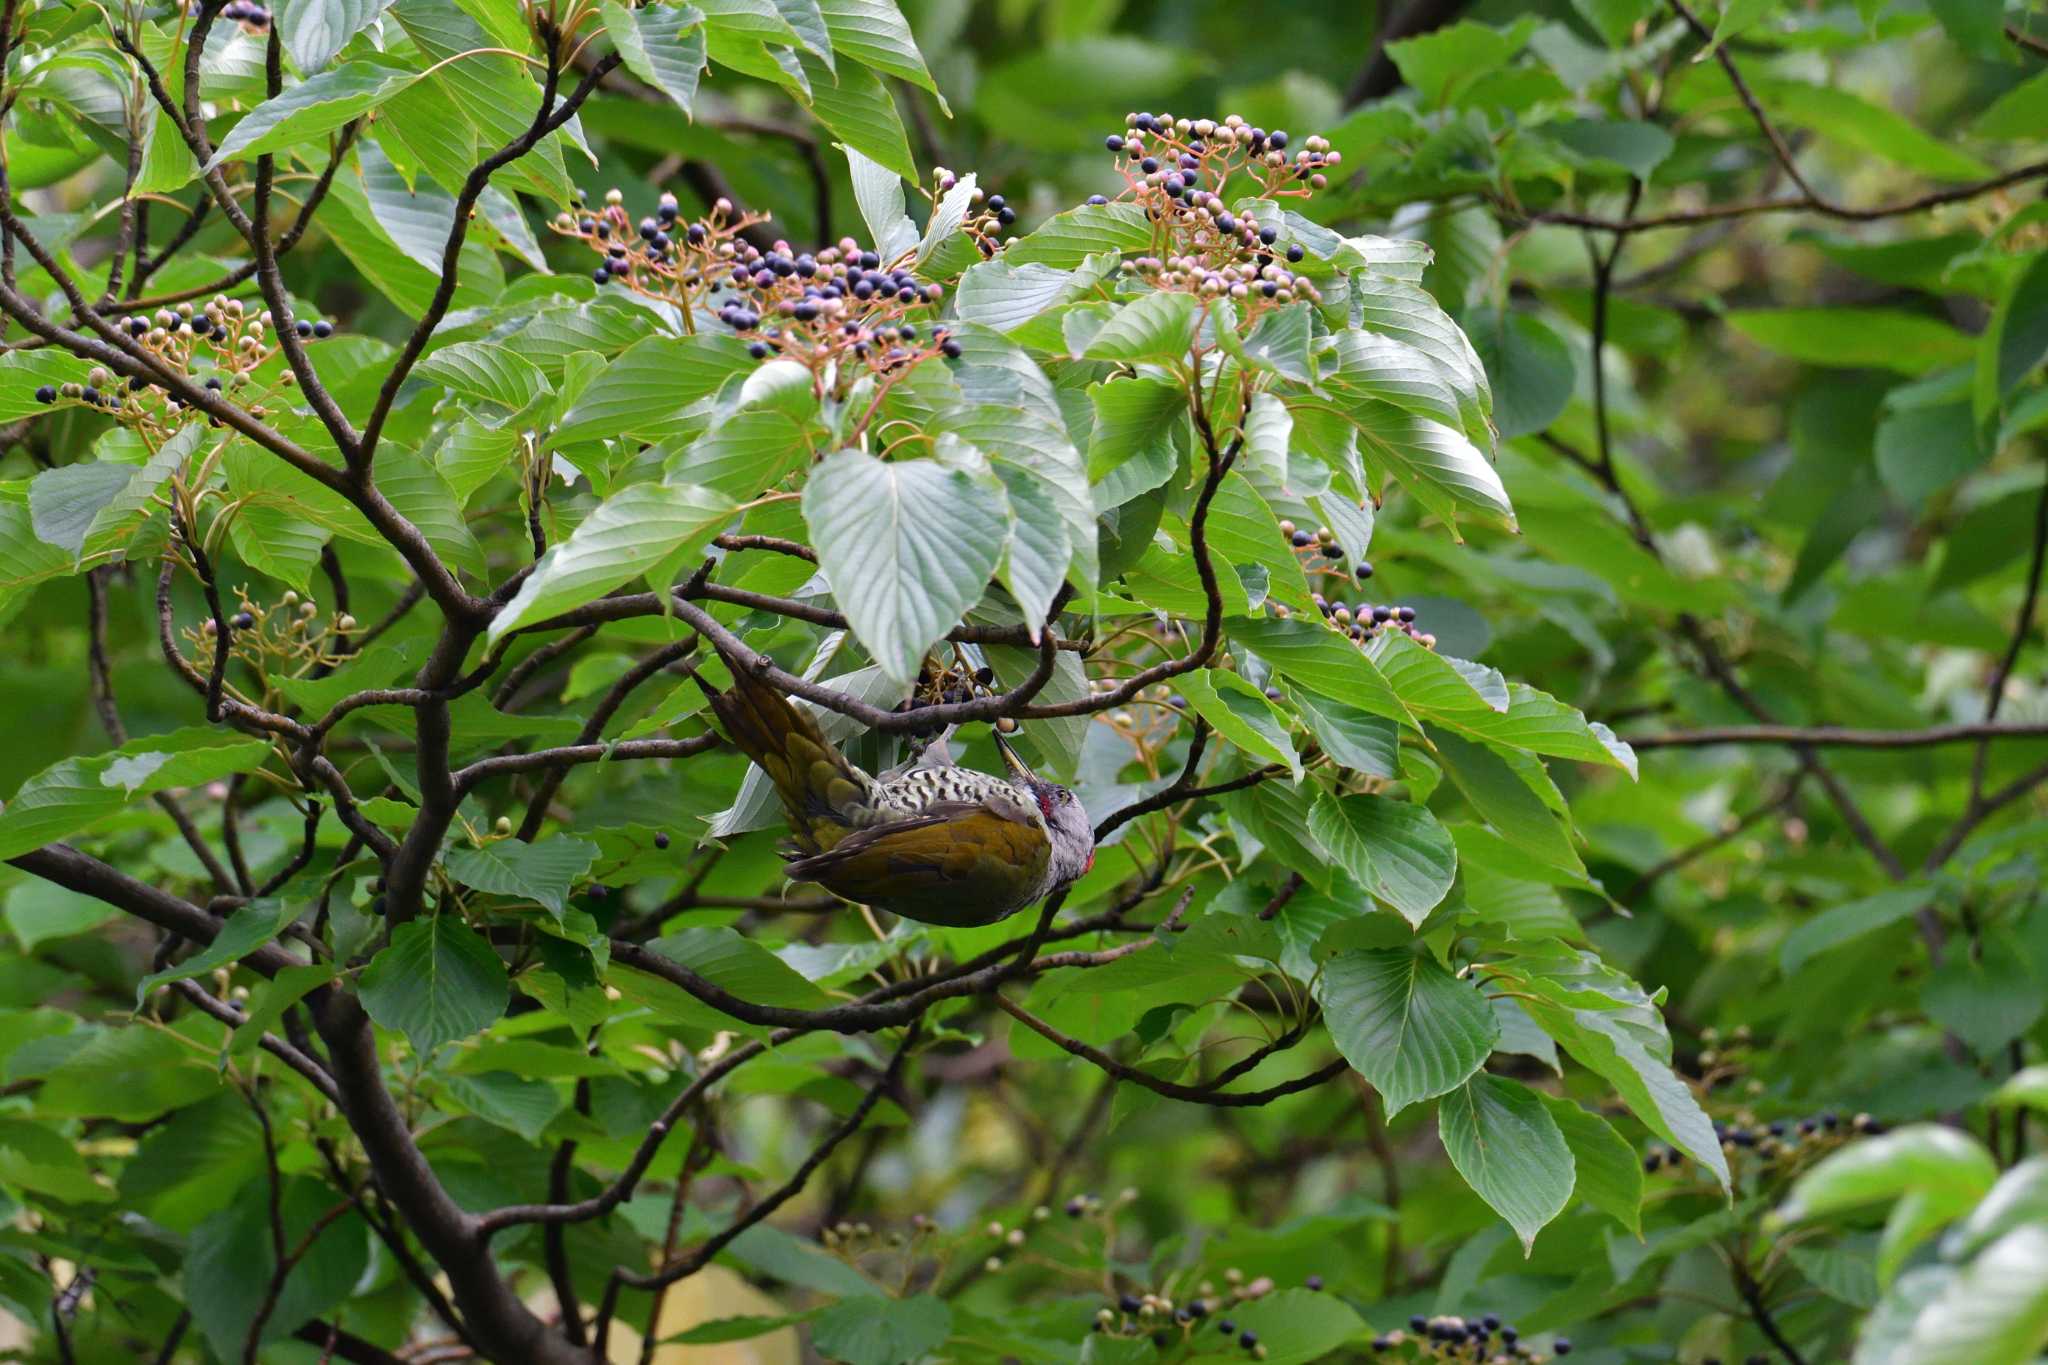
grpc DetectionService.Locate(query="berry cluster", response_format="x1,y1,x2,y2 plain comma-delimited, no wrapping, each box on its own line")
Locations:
219,1,271,29
890,661,1003,738
554,186,971,392
1090,1264,1313,1360
32,297,333,431
1370,1313,1570,1360
187,589,357,697
1646,1110,1882,1180
1096,112,1335,320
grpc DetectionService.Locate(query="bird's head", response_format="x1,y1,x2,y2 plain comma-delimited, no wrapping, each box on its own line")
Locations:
994,728,1096,886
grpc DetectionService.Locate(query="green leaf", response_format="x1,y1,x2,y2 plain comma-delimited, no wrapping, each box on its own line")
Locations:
1790,1244,1881,1309
1782,1125,1998,1222
1439,1074,1574,1252
1174,671,1302,781
33,1027,219,1121
1942,1158,2048,1262
1346,403,1513,531
0,727,272,861
1228,616,1405,720
605,0,707,116
1185,1288,1363,1364
1922,932,2044,1057
809,1294,951,1365
1385,19,1531,108
1727,308,1974,376
552,333,756,445
134,900,299,1007
443,836,599,917
1545,117,1675,178
377,447,489,579
817,0,942,103
277,0,393,74
1318,947,1498,1115
489,482,737,643
1084,291,1201,364
184,1178,369,1358
1975,69,2048,141
1899,1225,2048,1365
1991,1066,2048,1114
1285,687,1399,778
1778,887,1930,976
1539,1093,1644,1237
1982,252,2048,414
415,340,549,413
1351,276,1492,439
1323,327,1470,435
802,449,1010,685
845,144,919,262
206,62,418,169
1005,200,1153,268
440,1071,565,1141
359,916,509,1056
1428,728,1583,876
1510,957,1729,1186
652,926,835,1012
1466,308,1575,440
1754,80,1995,183
796,51,915,181
1087,377,1184,481
28,461,140,556
1308,794,1457,926
1875,400,1990,505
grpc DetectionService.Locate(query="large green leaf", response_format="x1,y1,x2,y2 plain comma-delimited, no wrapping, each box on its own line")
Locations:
183,1177,370,1358
1083,291,1202,365
206,62,419,169
277,0,393,74
443,837,599,917
1781,1125,1998,1223
1439,1074,1574,1252
809,1294,951,1365
489,481,736,643
551,334,755,447
1726,308,1974,376
1900,1225,2048,1365
359,916,510,1055
1318,947,1498,1115
1174,671,1302,781
0,727,273,861
1540,1092,1644,1237
802,449,1010,685
1307,794,1457,926
133,900,300,1007
605,0,707,116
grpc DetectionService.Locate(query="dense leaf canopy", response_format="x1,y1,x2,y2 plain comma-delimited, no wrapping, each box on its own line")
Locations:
0,0,2045,1363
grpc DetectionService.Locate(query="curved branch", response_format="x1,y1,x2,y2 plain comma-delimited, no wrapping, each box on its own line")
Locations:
1625,720,2048,750
996,994,1347,1107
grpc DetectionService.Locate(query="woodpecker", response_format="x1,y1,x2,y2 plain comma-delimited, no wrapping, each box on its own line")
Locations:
691,654,1095,926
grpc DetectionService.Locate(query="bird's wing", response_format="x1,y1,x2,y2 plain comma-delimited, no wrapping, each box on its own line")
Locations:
781,796,1052,906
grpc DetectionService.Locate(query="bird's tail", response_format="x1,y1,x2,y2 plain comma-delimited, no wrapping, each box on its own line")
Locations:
686,648,868,854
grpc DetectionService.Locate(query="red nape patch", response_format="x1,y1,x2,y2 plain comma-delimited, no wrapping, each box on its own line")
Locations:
1035,787,1054,821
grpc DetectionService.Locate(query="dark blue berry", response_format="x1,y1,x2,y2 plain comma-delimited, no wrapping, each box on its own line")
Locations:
295,319,313,338
1105,134,1124,151
1286,244,1305,262
33,385,54,403
312,320,332,338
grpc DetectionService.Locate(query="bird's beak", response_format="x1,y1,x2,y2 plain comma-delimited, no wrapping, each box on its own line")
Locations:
992,728,1035,784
